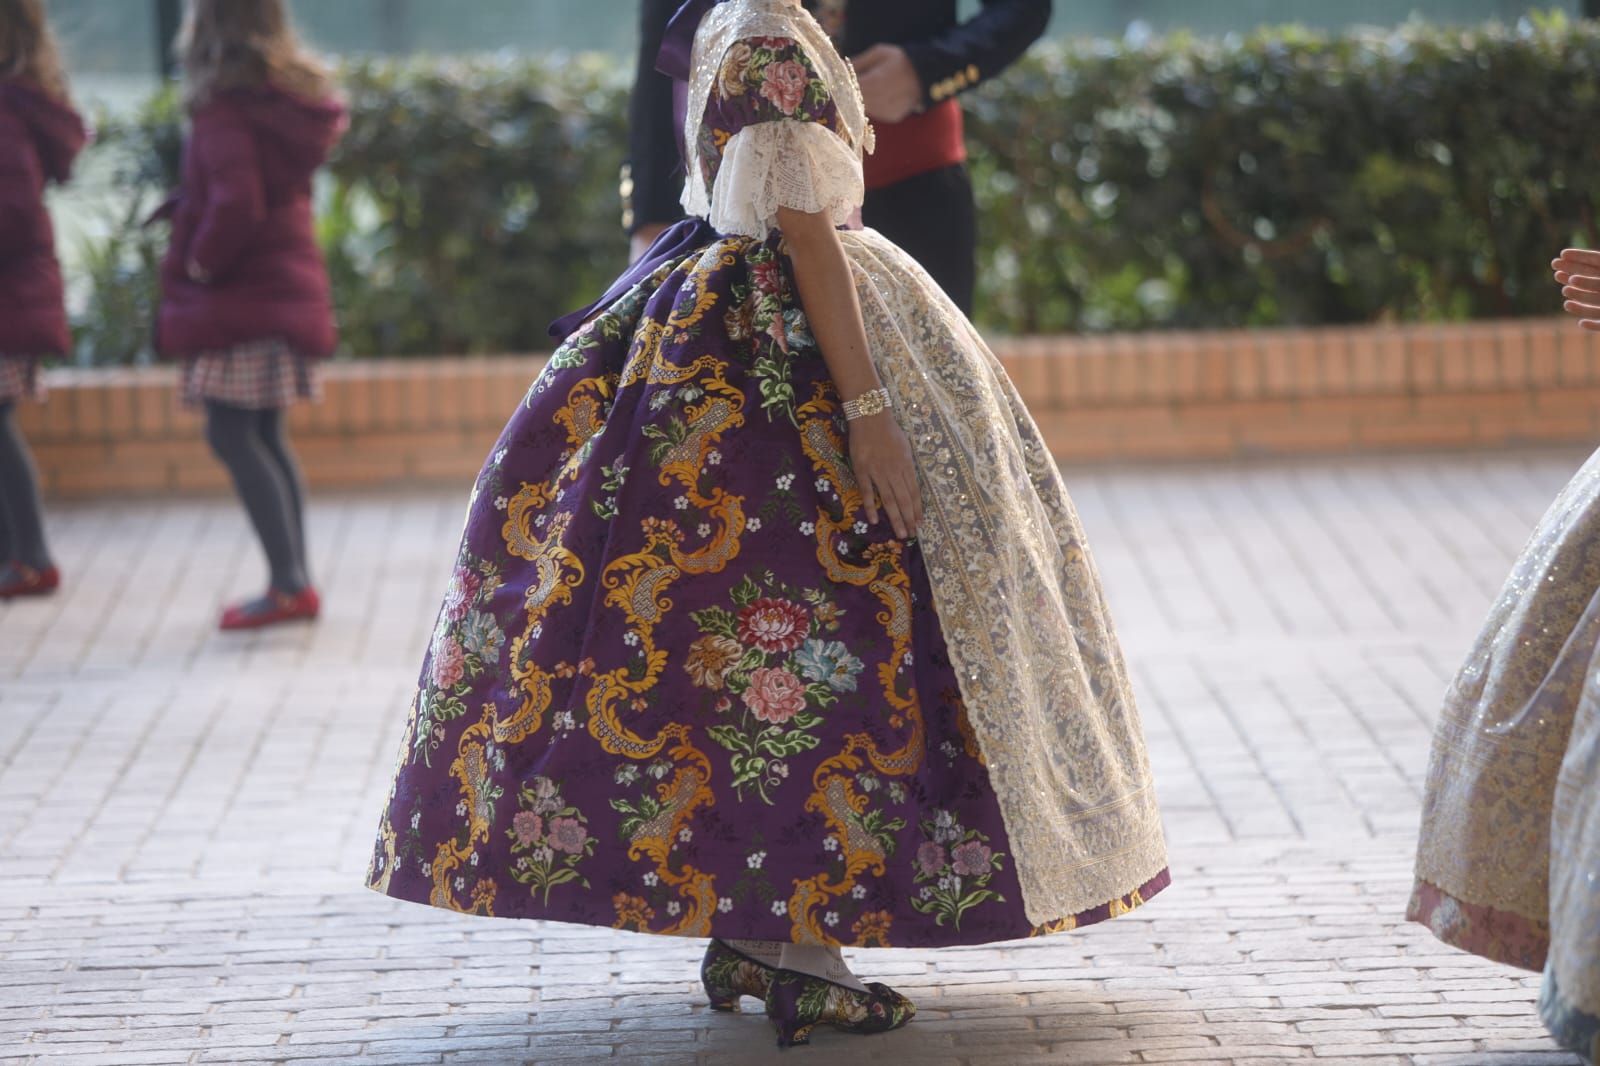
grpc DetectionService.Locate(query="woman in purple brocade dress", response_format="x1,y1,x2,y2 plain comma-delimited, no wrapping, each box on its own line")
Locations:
368,0,1169,1046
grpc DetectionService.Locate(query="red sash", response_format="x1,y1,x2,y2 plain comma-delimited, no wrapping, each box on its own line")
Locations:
863,99,967,191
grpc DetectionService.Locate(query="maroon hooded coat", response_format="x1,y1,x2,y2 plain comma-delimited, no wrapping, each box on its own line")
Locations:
0,79,87,358
157,86,346,359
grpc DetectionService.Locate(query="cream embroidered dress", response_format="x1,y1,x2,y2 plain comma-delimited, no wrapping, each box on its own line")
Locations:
368,0,1169,947
1411,450,1600,1061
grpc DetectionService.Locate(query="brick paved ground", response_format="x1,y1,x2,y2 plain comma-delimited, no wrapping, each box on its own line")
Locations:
1,447,1592,1065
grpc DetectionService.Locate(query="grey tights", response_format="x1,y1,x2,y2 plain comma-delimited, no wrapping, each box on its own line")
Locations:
204,402,309,593
0,402,51,570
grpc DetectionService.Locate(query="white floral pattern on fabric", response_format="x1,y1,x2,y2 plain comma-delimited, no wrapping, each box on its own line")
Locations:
710,119,863,238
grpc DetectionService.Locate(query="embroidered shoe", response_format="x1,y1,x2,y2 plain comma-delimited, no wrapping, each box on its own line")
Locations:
0,562,60,599
763,967,916,1047
700,939,776,1012
219,586,321,631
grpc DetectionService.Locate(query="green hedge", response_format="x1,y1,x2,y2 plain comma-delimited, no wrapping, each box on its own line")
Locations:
68,12,1600,363
76,56,627,363
967,12,1600,332
323,56,627,355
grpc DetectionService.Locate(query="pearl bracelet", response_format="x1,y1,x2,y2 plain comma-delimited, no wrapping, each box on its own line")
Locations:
842,387,893,422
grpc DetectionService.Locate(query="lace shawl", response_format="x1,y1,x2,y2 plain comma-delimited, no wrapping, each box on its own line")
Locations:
838,230,1169,925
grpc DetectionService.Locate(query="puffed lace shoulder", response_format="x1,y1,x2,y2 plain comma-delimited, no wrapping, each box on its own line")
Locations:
709,118,863,238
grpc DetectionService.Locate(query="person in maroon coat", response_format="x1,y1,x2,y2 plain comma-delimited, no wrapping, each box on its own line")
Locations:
159,0,346,631
0,0,86,600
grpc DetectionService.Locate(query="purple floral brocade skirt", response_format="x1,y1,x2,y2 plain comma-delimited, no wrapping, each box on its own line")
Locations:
367,233,1169,947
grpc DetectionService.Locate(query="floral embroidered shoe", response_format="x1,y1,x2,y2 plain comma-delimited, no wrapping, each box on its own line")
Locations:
700,939,776,1012
763,967,916,1047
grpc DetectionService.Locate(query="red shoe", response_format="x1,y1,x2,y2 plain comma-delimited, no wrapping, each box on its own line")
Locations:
219,586,321,631
0,562,60,599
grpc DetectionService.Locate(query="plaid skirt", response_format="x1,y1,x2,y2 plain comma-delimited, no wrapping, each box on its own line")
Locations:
180,339,321,410
0,356,43,404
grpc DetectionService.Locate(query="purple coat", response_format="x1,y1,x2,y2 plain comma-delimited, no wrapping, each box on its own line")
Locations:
157,86,346,360
0,80,87,358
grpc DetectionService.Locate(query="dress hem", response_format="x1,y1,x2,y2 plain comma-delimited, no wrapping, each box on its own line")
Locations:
365,867,1172,950
1406,878,1550,973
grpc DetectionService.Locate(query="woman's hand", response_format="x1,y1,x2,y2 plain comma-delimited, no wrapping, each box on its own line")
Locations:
848,410,922,540
775,204,921,537
1554,247,1600,331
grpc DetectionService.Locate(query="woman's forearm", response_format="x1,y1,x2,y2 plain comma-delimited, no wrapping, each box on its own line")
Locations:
777,205,922,539
777,206,882,403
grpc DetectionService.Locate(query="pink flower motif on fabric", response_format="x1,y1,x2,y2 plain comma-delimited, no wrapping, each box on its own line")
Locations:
546,816,588,854
750,257,782,297
431,636,466,689
951,840,993,877
743,665,808,725
760,59,810,115
738,597,810,653
916,842,946,878
512,811,543,847
442,567,482,622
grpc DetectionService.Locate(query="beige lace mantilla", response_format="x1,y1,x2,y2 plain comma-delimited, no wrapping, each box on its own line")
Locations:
1413,448,1600,942
837,231,1168,923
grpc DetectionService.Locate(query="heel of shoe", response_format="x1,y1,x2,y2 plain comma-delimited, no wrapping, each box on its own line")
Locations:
773,1019,816,1047
701,960,742,1012
701,939,771,1012
764,968,824,1048
702,970,743,1012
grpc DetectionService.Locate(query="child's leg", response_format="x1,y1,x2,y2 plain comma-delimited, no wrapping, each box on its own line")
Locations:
0,401,53,570
204,401,308,593
254,407,310,585
0,408,14,564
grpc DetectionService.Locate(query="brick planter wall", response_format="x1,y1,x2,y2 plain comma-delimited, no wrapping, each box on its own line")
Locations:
22,318,1600,499
1003,318,1600,461
20,357,542,498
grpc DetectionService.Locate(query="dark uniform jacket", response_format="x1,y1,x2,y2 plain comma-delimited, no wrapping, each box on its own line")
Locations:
626,0,1052,234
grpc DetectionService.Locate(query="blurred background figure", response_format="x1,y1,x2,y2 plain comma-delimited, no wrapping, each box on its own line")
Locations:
156,0,345,631
626,0,1053,312
0,0,85,601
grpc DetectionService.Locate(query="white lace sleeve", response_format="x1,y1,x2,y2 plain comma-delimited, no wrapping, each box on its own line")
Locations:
706,119,864,239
